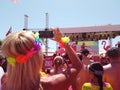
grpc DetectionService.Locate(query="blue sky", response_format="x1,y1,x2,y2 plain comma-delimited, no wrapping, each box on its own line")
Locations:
0,0,120,53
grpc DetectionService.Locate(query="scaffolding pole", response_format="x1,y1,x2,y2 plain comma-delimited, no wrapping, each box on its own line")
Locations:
23,14,28,30
45,13,49,55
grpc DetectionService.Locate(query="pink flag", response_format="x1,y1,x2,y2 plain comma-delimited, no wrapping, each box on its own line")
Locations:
11,0,18,3
6,27,12,36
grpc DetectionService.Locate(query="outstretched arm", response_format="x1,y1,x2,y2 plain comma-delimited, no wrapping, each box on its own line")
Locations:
53,28,82,70
41,28,82,90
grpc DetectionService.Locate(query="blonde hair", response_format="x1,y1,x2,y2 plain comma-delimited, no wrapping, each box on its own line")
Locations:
1,31,43,90
54,56,64,66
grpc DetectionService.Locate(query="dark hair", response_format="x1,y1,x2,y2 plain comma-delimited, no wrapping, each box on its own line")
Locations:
62,53,69,60
0,55,7,72
106,47,120,59
117,42,120,48
89,62,104,90
81,49,89,56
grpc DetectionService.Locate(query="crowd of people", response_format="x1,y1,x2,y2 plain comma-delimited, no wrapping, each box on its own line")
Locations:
0,28,120,90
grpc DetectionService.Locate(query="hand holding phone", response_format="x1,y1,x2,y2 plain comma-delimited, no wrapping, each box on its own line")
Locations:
38,31,54,38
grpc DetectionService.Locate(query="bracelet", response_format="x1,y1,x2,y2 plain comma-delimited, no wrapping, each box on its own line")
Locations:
60,36,70,45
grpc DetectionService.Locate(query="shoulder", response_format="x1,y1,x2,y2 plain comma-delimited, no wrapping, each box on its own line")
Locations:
82,83,92,88
41,72,74,90
83,83,91,86
104,82,113,89
82,83,93,90
41,74,64,85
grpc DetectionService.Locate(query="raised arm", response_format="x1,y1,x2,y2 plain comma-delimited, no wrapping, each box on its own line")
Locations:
53,28,82,70
41,28,82,90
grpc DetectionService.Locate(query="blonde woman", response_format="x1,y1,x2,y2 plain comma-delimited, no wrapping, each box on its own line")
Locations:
1,28,82,90
1,31,43,90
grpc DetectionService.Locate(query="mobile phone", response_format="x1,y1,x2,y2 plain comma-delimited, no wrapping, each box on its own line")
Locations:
38,31,54,38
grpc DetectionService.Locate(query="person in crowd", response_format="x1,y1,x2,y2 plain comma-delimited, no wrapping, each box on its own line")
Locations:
99,53,110,66
1,30,44,90
0,67,4,90
62,53,72,67
103,47,120,90
80,49,94,66
74,49,94,90
50,56,67,75
76,52,82,61
49,55,72,90
82,62,113,90
40,28,82,90
115,41,120,48
0,55,7,72
0,55,4,90
80,42,87,51
1,28,82,90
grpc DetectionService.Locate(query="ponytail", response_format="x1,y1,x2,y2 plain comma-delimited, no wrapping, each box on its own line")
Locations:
96,75,103,90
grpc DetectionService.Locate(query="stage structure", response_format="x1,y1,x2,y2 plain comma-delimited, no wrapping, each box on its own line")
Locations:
60,24,120,42
55,24,120,57
23,14,120,56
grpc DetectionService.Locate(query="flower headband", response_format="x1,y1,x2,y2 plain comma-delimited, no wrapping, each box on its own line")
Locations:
6,32,42,66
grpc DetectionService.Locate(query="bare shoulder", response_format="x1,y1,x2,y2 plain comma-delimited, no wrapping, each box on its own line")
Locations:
41,69,76,84
104,63,120,73
41,68,78,90
103,63,120,83
41,74,68,90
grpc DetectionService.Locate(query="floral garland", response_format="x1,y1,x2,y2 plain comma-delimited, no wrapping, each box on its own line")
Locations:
6,32,42,66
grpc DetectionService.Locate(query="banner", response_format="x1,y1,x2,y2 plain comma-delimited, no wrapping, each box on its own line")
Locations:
43,56,54,71
77,41,99,56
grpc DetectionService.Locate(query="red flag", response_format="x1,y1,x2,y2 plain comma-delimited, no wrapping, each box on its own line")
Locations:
6,27,12,36
11,0,18,3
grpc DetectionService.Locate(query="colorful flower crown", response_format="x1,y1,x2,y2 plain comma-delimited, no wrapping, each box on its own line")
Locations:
6,32,42,66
